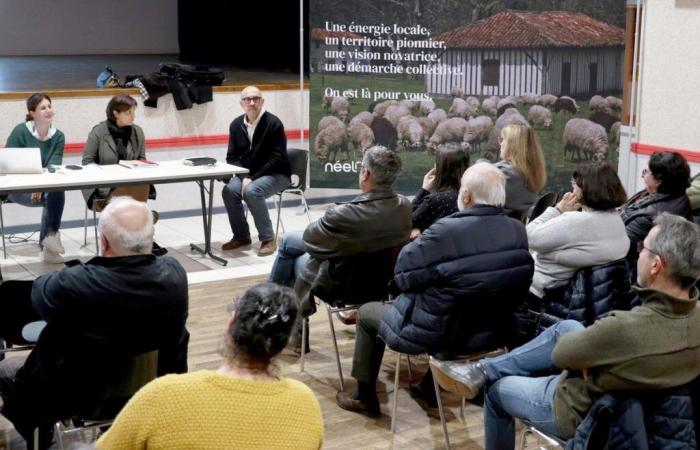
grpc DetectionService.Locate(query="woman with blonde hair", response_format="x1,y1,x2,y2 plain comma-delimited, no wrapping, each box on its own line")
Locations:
495,124,546,217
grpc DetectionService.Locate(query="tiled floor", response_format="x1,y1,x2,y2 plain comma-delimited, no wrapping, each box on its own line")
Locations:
0,202,327,285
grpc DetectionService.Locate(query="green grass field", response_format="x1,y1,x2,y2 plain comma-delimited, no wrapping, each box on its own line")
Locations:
309,73,619,196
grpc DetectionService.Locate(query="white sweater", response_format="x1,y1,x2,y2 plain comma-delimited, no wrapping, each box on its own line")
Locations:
527,207,630,297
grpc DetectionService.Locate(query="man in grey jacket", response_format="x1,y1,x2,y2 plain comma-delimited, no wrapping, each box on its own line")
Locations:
431,213,700,449
268,146,412,344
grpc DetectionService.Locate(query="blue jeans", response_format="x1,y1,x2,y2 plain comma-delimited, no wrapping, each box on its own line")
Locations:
7,192,65,244
481,320,585,450
268,231,309,287
221,174,290,242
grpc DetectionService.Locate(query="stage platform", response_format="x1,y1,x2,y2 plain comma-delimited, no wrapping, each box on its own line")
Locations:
0,54,303,93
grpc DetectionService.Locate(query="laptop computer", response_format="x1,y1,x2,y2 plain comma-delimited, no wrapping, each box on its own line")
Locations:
0,148,44,174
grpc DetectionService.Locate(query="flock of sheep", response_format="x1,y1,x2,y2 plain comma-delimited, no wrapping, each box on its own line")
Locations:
315,91,622,163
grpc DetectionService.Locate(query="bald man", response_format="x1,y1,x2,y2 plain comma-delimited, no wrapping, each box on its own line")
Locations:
221,86,291,257
0,197,189,447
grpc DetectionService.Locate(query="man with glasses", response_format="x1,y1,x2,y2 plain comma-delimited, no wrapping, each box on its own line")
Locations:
431,213,700,449
222,86,291,256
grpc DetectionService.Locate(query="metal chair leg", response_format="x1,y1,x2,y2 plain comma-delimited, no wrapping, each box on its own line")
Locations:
406,354,413,382
432,365,451,450
460,397,466,421
391,352,401,433
83,203,89,246
54,421,66,450
326,305,344,390
274,193,284,242
300,192,312,223
0,201,6,259
300,316,307,372
93,207,99,254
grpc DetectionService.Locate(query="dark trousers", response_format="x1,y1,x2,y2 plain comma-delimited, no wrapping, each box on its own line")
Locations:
0,281,39,344
351,302,390,384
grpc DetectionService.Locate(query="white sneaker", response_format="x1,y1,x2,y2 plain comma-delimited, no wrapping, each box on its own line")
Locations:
41,247,64,264
42,232,65,254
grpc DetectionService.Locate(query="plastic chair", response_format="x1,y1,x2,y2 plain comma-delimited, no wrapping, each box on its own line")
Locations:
274,148,312,241
527,192,557,223
519,420,566,449
53,350,159,449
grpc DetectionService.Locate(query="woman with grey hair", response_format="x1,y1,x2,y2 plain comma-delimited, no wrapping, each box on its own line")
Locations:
97,283,323,450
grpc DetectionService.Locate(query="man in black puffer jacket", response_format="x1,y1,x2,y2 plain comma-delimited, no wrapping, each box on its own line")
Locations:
336,162,534,417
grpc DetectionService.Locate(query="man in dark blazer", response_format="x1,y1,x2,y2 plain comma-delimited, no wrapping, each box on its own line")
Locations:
222,86,291,257
0,197,189,448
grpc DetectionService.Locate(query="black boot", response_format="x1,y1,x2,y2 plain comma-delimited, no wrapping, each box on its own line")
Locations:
290,317,310,354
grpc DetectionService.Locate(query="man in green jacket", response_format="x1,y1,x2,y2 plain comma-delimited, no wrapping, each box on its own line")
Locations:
430,213,700,450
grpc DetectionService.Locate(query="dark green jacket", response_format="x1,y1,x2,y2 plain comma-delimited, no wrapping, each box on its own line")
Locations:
551,286,700,438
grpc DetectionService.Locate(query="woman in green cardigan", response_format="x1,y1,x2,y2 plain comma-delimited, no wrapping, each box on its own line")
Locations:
5,93,66,263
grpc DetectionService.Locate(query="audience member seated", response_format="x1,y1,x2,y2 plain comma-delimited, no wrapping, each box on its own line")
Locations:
431,213,700,450
268,146,411,349
620,151,692,268
335,163,534,417
96,283,323,450
493,124,546,218
688,172,700,224
526,163,629,305
410,142,469,240
5,93,66,263
221,86,291,257
0,197,189,448
81,94,154,214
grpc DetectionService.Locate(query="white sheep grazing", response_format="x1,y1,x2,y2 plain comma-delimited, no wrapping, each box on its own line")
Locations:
418,99,436,116
520,93,538,106
503,95,520,106
321,95,333,112
606,96,622,111
399,99,420,115
589,95,610,114
528,105,553,129
451,86,464,98
465,96,480,110
563,118,608,161
488,95,500,104
350,111,374,128
559,96,580,112
314,124,349,162
463,116,494,152
318,115,345,132
481,97,498,117
497,97,517,112
330,96,350,122
538,94,558,107
484,110,529,159
610,121,621,147
383,104,412,128
448,98,477,119
427,108,447,125
372,100,399,118
416,117,437,140
347,122,375,153
427,117,469,153
397,116,425,150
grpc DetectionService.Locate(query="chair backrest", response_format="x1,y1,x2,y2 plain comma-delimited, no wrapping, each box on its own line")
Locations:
80,349,159,420
528,191,557,223
539,259,631,333
286,148,309,191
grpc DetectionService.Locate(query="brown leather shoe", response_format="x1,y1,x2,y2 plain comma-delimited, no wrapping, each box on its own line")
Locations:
336,391,381,417
337,310,358,325
221,238,252,251
257,239,277,257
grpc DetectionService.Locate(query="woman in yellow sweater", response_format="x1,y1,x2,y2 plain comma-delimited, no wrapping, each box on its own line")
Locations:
97,283,323,450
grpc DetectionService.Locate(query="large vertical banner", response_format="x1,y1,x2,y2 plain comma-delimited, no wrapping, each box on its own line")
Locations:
309,2,626,193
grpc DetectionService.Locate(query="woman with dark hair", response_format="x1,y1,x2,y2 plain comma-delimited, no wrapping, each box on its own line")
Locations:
81,94,150,211
619,151,693,264
410,142,470,239
97,283,324,450
527,162,629,299
495,124,547,217
5,93,66,263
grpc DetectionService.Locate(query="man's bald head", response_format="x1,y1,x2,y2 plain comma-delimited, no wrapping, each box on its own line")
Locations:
240,86,264,122
240,86,262,99
98,197,154,256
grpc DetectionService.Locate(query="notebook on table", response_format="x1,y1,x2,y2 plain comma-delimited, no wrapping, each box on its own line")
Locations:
0,148,43,174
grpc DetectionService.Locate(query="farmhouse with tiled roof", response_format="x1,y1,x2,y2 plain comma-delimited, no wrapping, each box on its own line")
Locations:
426,10,625,97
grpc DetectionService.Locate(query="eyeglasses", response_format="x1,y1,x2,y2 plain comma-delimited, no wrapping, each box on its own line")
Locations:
642,168,650,177
242,96,262,104
636,241,659,258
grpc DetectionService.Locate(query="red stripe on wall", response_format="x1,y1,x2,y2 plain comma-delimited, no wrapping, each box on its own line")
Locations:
62,129,310,154
631,142,700,163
